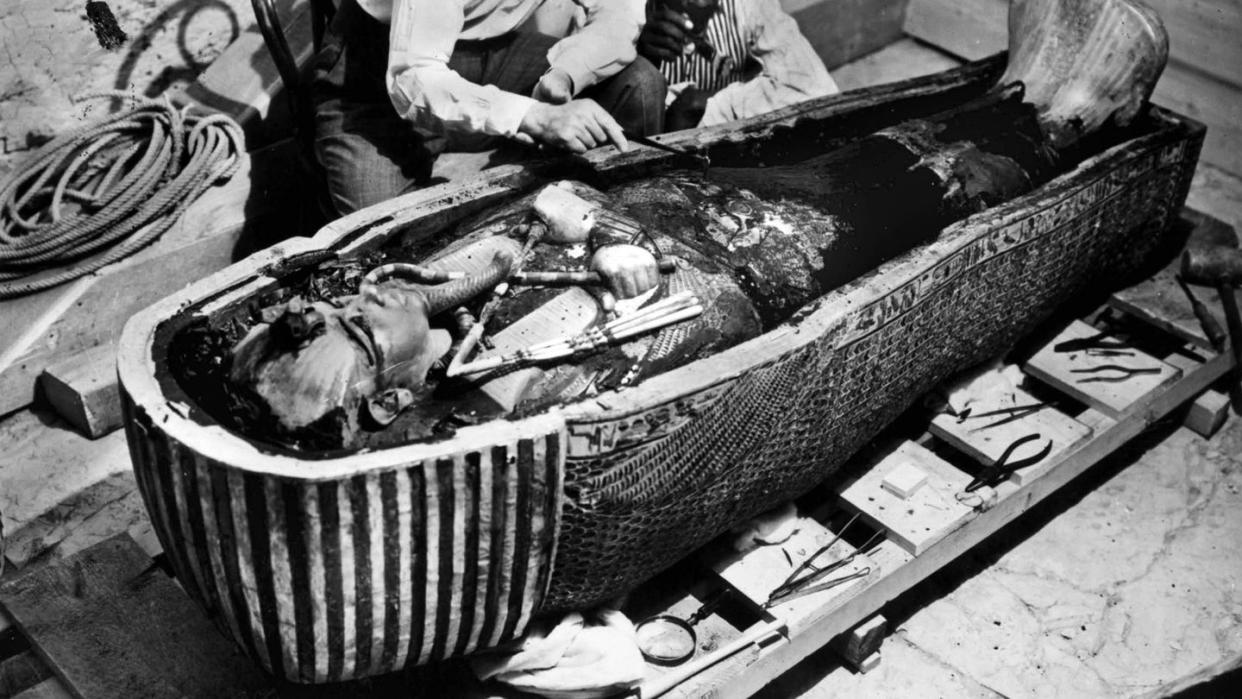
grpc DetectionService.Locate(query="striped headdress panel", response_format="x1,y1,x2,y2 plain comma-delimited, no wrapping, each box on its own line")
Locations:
124,395,565,683
660,0,750,94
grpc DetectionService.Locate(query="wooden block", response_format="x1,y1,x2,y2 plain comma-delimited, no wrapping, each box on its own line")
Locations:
830,614,887,673
1024,320,1184,419
1164,350,1232,438
39,344,120,438
881,461,927,499
838,441,977,555
12,679,74,699
930,386,1093,486
707,517,877,636
0,534,267,698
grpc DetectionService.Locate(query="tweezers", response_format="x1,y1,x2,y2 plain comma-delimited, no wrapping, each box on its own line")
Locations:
1071,364,1162,384
766,519,883,608
965,433,1053,492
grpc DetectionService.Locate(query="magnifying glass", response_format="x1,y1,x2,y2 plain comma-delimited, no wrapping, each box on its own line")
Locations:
636,590,729,665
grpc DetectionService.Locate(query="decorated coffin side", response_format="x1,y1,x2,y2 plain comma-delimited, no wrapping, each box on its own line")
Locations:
119,3,1203,684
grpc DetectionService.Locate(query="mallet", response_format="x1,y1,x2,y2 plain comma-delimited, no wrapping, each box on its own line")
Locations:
1182,245,1242,413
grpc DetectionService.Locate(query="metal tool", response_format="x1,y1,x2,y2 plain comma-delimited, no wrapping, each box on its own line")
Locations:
765,514,882,608
1071,364,1162,384
1054,330,1130,353
964,433,1053,492
955,402,1047,430
635,590,730,665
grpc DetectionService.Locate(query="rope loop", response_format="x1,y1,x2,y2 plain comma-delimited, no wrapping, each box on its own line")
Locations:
0,93,246,298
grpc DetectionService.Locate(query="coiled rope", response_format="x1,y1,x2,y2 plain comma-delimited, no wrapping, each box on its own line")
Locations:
0,93,245,299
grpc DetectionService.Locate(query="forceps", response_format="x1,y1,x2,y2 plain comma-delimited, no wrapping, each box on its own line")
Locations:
765,514,882,608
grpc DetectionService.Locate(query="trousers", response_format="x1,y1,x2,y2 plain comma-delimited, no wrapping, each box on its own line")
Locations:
312,0,666,215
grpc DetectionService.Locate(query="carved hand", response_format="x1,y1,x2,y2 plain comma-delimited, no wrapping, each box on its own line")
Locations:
591,244,660,299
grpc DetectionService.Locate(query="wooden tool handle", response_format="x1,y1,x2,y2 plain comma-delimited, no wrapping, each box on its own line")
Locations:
1216,284,1242,414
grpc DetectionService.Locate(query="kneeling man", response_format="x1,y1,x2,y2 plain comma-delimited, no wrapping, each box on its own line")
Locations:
313,0,667,214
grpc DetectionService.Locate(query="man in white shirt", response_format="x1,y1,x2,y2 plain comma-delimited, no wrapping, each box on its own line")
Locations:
638,0,836,130
313,0,666,215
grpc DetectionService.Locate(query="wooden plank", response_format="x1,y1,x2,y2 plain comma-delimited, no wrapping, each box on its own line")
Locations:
12,678,74,699
0,651,53,697
0,409,132,555
903,0,1242,177
1024,320,1183,419
0,139,302,417
675,347,1233,699
930,386,1093,486
706,517,876,638
0,534,267,699
2,471,160,570
783,0,910,70
838,441,978,555
39,343,121,439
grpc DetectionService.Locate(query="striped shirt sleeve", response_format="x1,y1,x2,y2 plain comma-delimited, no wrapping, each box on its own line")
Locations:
699,0,838,127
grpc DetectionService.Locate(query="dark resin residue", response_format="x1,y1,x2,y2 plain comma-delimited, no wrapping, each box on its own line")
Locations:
167,89,1130,456
85,1,128,51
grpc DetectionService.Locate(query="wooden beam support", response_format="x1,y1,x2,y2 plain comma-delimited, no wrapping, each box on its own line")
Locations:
0,534,267,698
830,614,887,673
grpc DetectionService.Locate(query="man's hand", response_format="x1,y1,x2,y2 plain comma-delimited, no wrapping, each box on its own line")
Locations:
533,68,574,105
519,100,629,154
591,244,660,298
638,7,694,63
